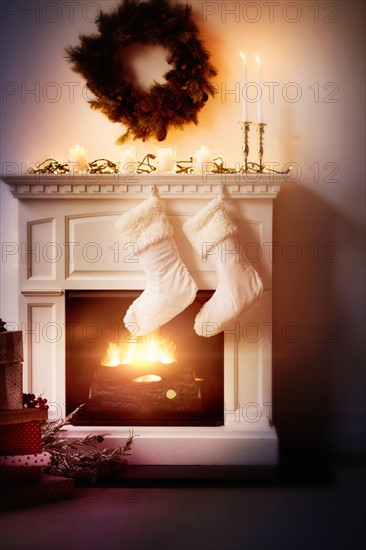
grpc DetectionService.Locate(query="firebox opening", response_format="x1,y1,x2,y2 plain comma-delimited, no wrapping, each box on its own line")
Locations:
66,290,224,426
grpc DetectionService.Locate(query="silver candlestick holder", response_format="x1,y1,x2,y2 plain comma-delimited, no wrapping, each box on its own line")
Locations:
239,121,252,172
256,123,266,172
237,121,289,175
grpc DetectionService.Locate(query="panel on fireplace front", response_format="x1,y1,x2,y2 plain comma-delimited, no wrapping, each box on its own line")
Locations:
65,290,224,426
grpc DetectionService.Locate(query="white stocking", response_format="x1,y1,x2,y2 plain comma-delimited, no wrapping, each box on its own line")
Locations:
116,197,197,336
183,199,263,337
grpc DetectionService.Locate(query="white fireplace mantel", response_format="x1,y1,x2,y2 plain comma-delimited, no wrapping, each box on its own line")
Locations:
1,173,286,466
3,172,282,199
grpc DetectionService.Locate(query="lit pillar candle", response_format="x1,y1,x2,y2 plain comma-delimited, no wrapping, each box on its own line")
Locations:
156,147,176,172
255,55,263,123
195,146,212,173
240,52,248,121
69,145,88,172
120,147,137,173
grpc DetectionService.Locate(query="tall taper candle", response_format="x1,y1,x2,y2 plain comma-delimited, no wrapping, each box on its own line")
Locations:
255,55,263,123
240,52,248,121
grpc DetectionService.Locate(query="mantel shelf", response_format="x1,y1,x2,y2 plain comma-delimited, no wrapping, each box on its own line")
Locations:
1,173,287,199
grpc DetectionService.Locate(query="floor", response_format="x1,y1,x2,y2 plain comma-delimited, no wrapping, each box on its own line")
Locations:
1,458,365,550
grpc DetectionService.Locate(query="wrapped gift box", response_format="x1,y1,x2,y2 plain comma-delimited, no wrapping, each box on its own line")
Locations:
0,420,42,455
0,451,51,468
0,452,51,486
0,465,43,485
0,331,23,365
0,408,48,425
0,475,75,509
0,362,23,409
0,331,24,409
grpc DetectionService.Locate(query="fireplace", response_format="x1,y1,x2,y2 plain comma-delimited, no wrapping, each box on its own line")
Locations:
2,173,283,465
66,290,224,426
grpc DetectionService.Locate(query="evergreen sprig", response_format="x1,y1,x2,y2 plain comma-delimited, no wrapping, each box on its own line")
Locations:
41,404,135,483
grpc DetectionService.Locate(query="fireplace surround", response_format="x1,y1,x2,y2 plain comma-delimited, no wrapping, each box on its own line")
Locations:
2,172,284,465
66,289,224,427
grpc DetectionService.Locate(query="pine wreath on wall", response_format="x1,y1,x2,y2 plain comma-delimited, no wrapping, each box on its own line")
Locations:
66,0,217,143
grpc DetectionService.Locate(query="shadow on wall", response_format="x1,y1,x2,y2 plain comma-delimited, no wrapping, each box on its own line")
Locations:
272,181,364,457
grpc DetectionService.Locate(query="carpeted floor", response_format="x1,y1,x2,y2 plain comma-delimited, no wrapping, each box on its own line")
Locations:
1,458,365,550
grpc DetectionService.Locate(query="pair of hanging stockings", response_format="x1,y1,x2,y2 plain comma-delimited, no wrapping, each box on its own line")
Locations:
115,196,263,337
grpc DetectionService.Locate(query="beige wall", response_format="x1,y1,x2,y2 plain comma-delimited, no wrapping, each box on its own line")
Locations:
1,0,365,453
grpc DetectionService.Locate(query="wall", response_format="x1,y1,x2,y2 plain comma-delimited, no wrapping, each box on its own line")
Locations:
1,0,365,455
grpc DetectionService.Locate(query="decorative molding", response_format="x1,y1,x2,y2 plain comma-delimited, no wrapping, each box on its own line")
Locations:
21,290,64,297
2,173,285,199
27,218,56,280
26,302,55,394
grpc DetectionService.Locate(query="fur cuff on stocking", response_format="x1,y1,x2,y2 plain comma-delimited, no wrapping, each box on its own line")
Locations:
183,199,238,256
115,196,174,252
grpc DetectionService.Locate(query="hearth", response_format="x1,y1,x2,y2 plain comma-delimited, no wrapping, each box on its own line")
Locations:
66,290,224,426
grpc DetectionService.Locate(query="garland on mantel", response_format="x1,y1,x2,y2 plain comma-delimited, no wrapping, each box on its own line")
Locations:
65,0,217,143
27,157,290,175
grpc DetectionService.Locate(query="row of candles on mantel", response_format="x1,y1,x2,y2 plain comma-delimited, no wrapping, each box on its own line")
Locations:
69,144,214,174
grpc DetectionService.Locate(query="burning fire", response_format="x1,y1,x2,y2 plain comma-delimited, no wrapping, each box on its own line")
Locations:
132,374,162,383
101,330,176,367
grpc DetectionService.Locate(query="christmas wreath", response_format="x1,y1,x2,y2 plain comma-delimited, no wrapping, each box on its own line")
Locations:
66,0,217,142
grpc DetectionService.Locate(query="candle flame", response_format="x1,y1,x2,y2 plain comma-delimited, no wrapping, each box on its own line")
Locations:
101,330,176,367
255,55,261,67
240,52,247,63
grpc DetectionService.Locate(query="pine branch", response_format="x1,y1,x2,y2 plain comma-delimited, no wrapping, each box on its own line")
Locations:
41,403,85,444
41,405,135,483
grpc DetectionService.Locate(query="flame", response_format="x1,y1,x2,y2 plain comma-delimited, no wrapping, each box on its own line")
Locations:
101,330,176,367
240,52,246,64
255,54,261,67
